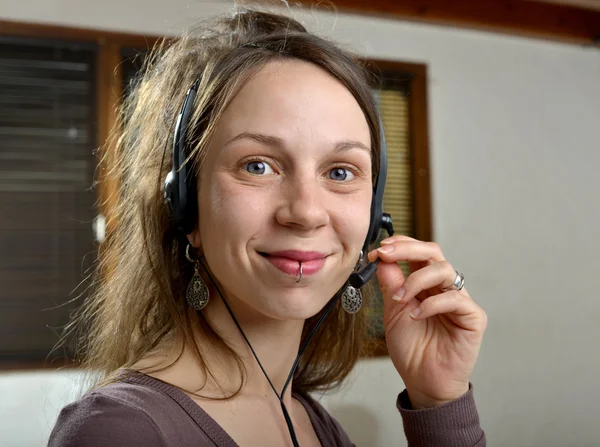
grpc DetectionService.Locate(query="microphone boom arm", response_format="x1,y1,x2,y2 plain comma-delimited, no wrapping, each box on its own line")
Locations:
349,212,394,289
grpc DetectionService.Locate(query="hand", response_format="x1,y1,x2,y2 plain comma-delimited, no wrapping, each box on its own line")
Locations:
369,235,487,409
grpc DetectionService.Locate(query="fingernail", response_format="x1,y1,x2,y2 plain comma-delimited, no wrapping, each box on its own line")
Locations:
410,307,422,319
377,245,394,254
380,239,393,245
392,288,406,302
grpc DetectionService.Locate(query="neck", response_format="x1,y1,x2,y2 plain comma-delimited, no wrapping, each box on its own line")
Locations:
197,290,306,403
134,288,311,407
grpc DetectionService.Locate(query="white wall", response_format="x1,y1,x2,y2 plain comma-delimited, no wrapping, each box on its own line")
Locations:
2,1,600,446
0,370,86,447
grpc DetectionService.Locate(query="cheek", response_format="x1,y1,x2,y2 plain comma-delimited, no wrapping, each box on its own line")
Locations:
198,176,270,243
334,191,372,247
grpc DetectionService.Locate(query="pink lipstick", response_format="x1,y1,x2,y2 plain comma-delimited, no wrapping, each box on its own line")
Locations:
261,250,327,276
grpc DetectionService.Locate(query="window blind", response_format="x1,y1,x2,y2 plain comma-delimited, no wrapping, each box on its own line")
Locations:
0,39,97,362
368,83,414,339
378,89,413,241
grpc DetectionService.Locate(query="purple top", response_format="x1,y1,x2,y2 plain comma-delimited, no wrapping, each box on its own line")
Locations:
49,370,485,446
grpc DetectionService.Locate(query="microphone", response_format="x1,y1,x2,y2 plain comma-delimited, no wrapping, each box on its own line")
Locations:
349,213,394,289
349,259,380,289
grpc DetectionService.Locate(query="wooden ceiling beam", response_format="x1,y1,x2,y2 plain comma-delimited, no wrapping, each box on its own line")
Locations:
294,0,600,46
0,20,163,48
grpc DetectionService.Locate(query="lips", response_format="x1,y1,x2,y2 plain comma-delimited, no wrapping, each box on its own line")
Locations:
259,250,327,277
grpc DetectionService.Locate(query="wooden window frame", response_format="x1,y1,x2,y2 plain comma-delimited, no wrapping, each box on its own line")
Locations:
365,60,433,357
0,21,432,367
295,0,600,46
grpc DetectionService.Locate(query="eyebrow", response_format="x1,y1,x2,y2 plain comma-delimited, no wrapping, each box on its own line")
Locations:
224,132,371,153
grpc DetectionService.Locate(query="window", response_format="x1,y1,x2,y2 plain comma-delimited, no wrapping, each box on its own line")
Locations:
0,23,158,369
0,38,98,365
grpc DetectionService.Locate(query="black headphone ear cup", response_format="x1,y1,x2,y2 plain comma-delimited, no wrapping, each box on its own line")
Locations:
164,171,175,213
169,158,198,235
165,81,200,235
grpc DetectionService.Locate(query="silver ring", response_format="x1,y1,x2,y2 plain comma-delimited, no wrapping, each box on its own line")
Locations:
449,270,465,291
296,262,303,283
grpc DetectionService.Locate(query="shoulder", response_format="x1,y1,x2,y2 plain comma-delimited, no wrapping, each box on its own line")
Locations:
294,391,355,447
48,381,169,447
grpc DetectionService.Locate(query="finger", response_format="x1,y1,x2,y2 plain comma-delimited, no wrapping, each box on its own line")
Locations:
376,261,420,325
394,261,460,303
409,290,487,332
380,235,419,245
375,256,406,303
367,240,445,264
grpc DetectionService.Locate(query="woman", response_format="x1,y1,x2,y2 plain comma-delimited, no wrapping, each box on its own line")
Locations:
49,8,487,447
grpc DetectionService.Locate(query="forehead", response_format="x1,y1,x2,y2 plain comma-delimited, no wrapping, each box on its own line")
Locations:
211,59,372,151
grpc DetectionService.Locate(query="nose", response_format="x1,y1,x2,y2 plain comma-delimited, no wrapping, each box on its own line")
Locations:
275,173,330,232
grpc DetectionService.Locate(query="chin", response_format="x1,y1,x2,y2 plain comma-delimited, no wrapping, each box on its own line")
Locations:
259,292,331,321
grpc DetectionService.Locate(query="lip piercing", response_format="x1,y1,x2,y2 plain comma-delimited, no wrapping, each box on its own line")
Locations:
296,262,303,283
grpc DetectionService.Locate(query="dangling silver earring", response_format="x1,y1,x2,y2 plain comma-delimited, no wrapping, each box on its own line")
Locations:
342,251,364,314
342,285,363,314
185,244,209,310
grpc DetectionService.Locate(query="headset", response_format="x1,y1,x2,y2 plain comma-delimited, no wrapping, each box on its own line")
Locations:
164,79,394,289
163,79,201,237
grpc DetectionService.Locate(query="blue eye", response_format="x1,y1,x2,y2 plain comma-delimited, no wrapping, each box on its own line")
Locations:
329,168,355,181
245,160,275,175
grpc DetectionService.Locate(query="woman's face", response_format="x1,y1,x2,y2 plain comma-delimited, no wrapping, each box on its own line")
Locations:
192,60,372,320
